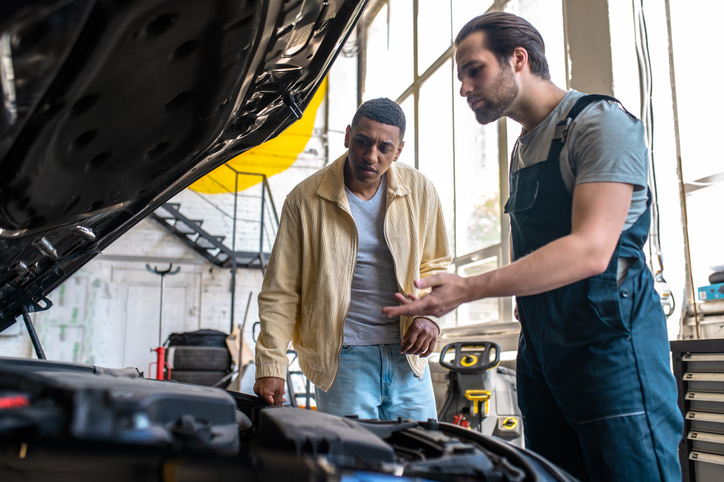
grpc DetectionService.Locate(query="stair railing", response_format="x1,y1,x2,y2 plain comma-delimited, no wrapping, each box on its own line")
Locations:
222,165,279,333
154,164,280,332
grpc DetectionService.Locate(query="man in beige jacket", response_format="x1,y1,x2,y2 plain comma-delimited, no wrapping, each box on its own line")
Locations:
254,98,451,420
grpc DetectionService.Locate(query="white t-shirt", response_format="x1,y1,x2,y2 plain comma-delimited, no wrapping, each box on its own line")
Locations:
343,174,401,345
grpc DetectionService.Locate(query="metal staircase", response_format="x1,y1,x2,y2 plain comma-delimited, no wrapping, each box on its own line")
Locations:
149,169,279,332
150,168,278,275
150,169,279,332
151,202,269,273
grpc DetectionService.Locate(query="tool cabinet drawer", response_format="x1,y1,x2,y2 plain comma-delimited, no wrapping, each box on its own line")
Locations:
672,340,724,482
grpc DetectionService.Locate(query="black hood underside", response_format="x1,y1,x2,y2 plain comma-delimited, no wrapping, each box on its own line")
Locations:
0,0,367,331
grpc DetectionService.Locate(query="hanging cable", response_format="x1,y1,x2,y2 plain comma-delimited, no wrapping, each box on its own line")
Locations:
632,0,675,317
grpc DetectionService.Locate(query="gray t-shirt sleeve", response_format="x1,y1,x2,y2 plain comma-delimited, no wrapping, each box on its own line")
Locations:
564,100,648,191
561,99,649,230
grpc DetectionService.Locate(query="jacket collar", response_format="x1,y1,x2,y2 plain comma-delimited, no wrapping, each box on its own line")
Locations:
316,152,411,204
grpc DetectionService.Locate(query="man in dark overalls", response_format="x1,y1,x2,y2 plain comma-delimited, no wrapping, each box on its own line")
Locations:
383,11,683,482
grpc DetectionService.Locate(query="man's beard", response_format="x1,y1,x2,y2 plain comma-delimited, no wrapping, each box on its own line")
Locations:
471,65,518,125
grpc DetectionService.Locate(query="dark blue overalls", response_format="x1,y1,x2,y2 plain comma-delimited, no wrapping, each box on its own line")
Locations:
504,95,684,481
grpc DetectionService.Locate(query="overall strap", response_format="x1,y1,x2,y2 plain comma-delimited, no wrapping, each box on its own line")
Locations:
545,94,632,162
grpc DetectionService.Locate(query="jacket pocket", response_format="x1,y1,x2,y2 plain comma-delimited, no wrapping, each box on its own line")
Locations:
503,180,539,214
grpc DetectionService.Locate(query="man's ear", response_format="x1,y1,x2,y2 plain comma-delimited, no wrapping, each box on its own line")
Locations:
511,47,528,74
394,140,405,162
344,125,351,148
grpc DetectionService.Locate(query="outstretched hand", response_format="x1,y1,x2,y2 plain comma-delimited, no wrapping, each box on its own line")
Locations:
382,272,469,319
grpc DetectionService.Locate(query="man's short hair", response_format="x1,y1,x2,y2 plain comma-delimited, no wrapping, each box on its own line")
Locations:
455,12,551,80
351,98,406,140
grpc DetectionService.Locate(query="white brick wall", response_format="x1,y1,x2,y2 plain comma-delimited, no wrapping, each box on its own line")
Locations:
0,218,266,369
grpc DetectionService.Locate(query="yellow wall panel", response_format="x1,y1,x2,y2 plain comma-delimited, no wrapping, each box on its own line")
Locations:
190,78,327,194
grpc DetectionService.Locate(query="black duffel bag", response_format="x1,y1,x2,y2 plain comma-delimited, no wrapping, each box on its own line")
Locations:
165,329,228,348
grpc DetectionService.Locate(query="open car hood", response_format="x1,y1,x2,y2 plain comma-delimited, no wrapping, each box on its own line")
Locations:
0,0,366,331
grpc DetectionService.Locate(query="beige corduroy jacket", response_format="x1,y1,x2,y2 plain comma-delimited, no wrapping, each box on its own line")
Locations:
255,153,452,392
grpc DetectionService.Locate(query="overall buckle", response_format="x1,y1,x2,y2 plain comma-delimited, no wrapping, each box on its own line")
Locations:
553,118,573,144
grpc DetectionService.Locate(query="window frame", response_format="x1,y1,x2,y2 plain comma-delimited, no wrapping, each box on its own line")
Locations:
357,0,514,327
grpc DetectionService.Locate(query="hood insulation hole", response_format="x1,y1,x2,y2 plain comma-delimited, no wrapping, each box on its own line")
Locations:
173,40,199,61
145,13,178,39
145,142,169,160
166,91,195,112
70,130,97,152
87,151,111,170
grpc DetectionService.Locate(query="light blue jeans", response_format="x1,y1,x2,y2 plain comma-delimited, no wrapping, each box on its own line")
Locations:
315,343,437,421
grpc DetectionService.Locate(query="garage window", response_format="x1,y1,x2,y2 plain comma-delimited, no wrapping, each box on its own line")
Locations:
358,0,564,327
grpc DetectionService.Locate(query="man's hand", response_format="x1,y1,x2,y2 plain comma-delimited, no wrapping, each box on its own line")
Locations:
400,316,439,357
253,377,287,406
382,272,469,319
